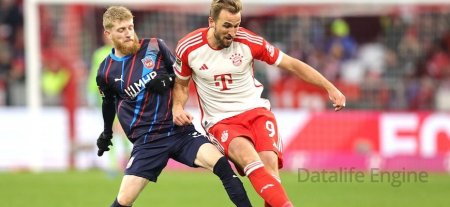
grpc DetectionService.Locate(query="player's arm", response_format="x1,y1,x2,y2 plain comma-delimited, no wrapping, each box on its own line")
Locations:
278,53,346,111
172,77,193,126
96,74,115,156
101,92,116,136
145,38,175,94
158,38,176,75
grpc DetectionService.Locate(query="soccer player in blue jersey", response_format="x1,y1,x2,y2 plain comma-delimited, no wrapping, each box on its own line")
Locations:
95,6,252,207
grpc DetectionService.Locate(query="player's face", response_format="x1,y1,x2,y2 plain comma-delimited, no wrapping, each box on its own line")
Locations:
210,10,241,49
106,19,140,57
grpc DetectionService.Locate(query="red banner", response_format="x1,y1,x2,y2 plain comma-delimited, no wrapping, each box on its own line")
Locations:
280,111,450,171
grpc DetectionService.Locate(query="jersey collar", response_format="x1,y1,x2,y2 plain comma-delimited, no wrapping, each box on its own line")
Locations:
109,48,132,61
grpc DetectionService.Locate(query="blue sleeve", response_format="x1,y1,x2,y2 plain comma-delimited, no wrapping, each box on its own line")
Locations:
96,60,115,136
157,38,175,75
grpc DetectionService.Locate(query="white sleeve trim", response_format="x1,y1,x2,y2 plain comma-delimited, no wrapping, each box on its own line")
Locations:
274,51,284,66
174,70,191,80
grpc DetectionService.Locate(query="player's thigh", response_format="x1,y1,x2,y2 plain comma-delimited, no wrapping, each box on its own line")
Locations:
194,143,224,171
208,122,254,157
125,142,171,182
171,131,211,168
252,109,281,152
117,175,149,204
251,109,284,169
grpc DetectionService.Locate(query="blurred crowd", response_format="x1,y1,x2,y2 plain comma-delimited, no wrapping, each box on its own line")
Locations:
250,12,450,111
0,2,449,111
0,0,24,106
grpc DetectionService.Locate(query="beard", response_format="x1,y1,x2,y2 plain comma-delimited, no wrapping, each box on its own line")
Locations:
213,29,233,49
113,34,140,56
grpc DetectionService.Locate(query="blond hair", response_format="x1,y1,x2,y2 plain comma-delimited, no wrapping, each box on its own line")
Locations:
210,0,242,20
102,6,134,30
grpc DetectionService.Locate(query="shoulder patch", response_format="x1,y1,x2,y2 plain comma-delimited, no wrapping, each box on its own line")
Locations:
175,57,182,71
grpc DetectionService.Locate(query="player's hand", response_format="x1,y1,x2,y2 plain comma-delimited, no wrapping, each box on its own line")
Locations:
96,132,113,157
147,74,174,94
328,88,346,111
172,106,193,126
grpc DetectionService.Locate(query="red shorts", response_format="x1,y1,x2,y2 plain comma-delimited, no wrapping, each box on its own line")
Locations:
208,107,283,169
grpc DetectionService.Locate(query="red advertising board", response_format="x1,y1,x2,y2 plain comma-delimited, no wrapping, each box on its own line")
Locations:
282,111,450,171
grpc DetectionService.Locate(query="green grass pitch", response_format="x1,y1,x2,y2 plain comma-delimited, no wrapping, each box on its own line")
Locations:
1,169,449,207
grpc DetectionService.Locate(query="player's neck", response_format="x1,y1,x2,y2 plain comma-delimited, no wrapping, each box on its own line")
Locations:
113,49,126,58
207,28,222,50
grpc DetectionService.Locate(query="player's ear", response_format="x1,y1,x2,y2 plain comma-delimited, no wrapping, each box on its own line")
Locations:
104,30,111,39
208,16,215,28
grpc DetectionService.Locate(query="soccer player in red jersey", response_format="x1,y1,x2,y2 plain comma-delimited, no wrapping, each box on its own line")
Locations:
96,6,251,207
172,1,346,206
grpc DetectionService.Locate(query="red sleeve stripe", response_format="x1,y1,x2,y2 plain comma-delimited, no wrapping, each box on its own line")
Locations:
178,39,203,57
237,30,263,41
175,32,202,56
236,31,263,45
104,58,113,84
156,55,162,70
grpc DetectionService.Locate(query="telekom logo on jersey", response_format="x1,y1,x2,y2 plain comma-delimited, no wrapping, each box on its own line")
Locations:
214,73,233,91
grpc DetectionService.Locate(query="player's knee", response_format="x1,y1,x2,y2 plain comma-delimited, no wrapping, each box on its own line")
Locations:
228,138,259,167
195,143,222,170
111,197,132,207
116,194,134,207
259,151,279,174
229,152,260,170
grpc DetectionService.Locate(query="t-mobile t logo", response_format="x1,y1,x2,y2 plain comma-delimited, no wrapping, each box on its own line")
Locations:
214,73,232,91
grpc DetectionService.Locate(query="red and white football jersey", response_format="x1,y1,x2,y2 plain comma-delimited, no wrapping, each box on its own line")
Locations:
174,27,283,130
